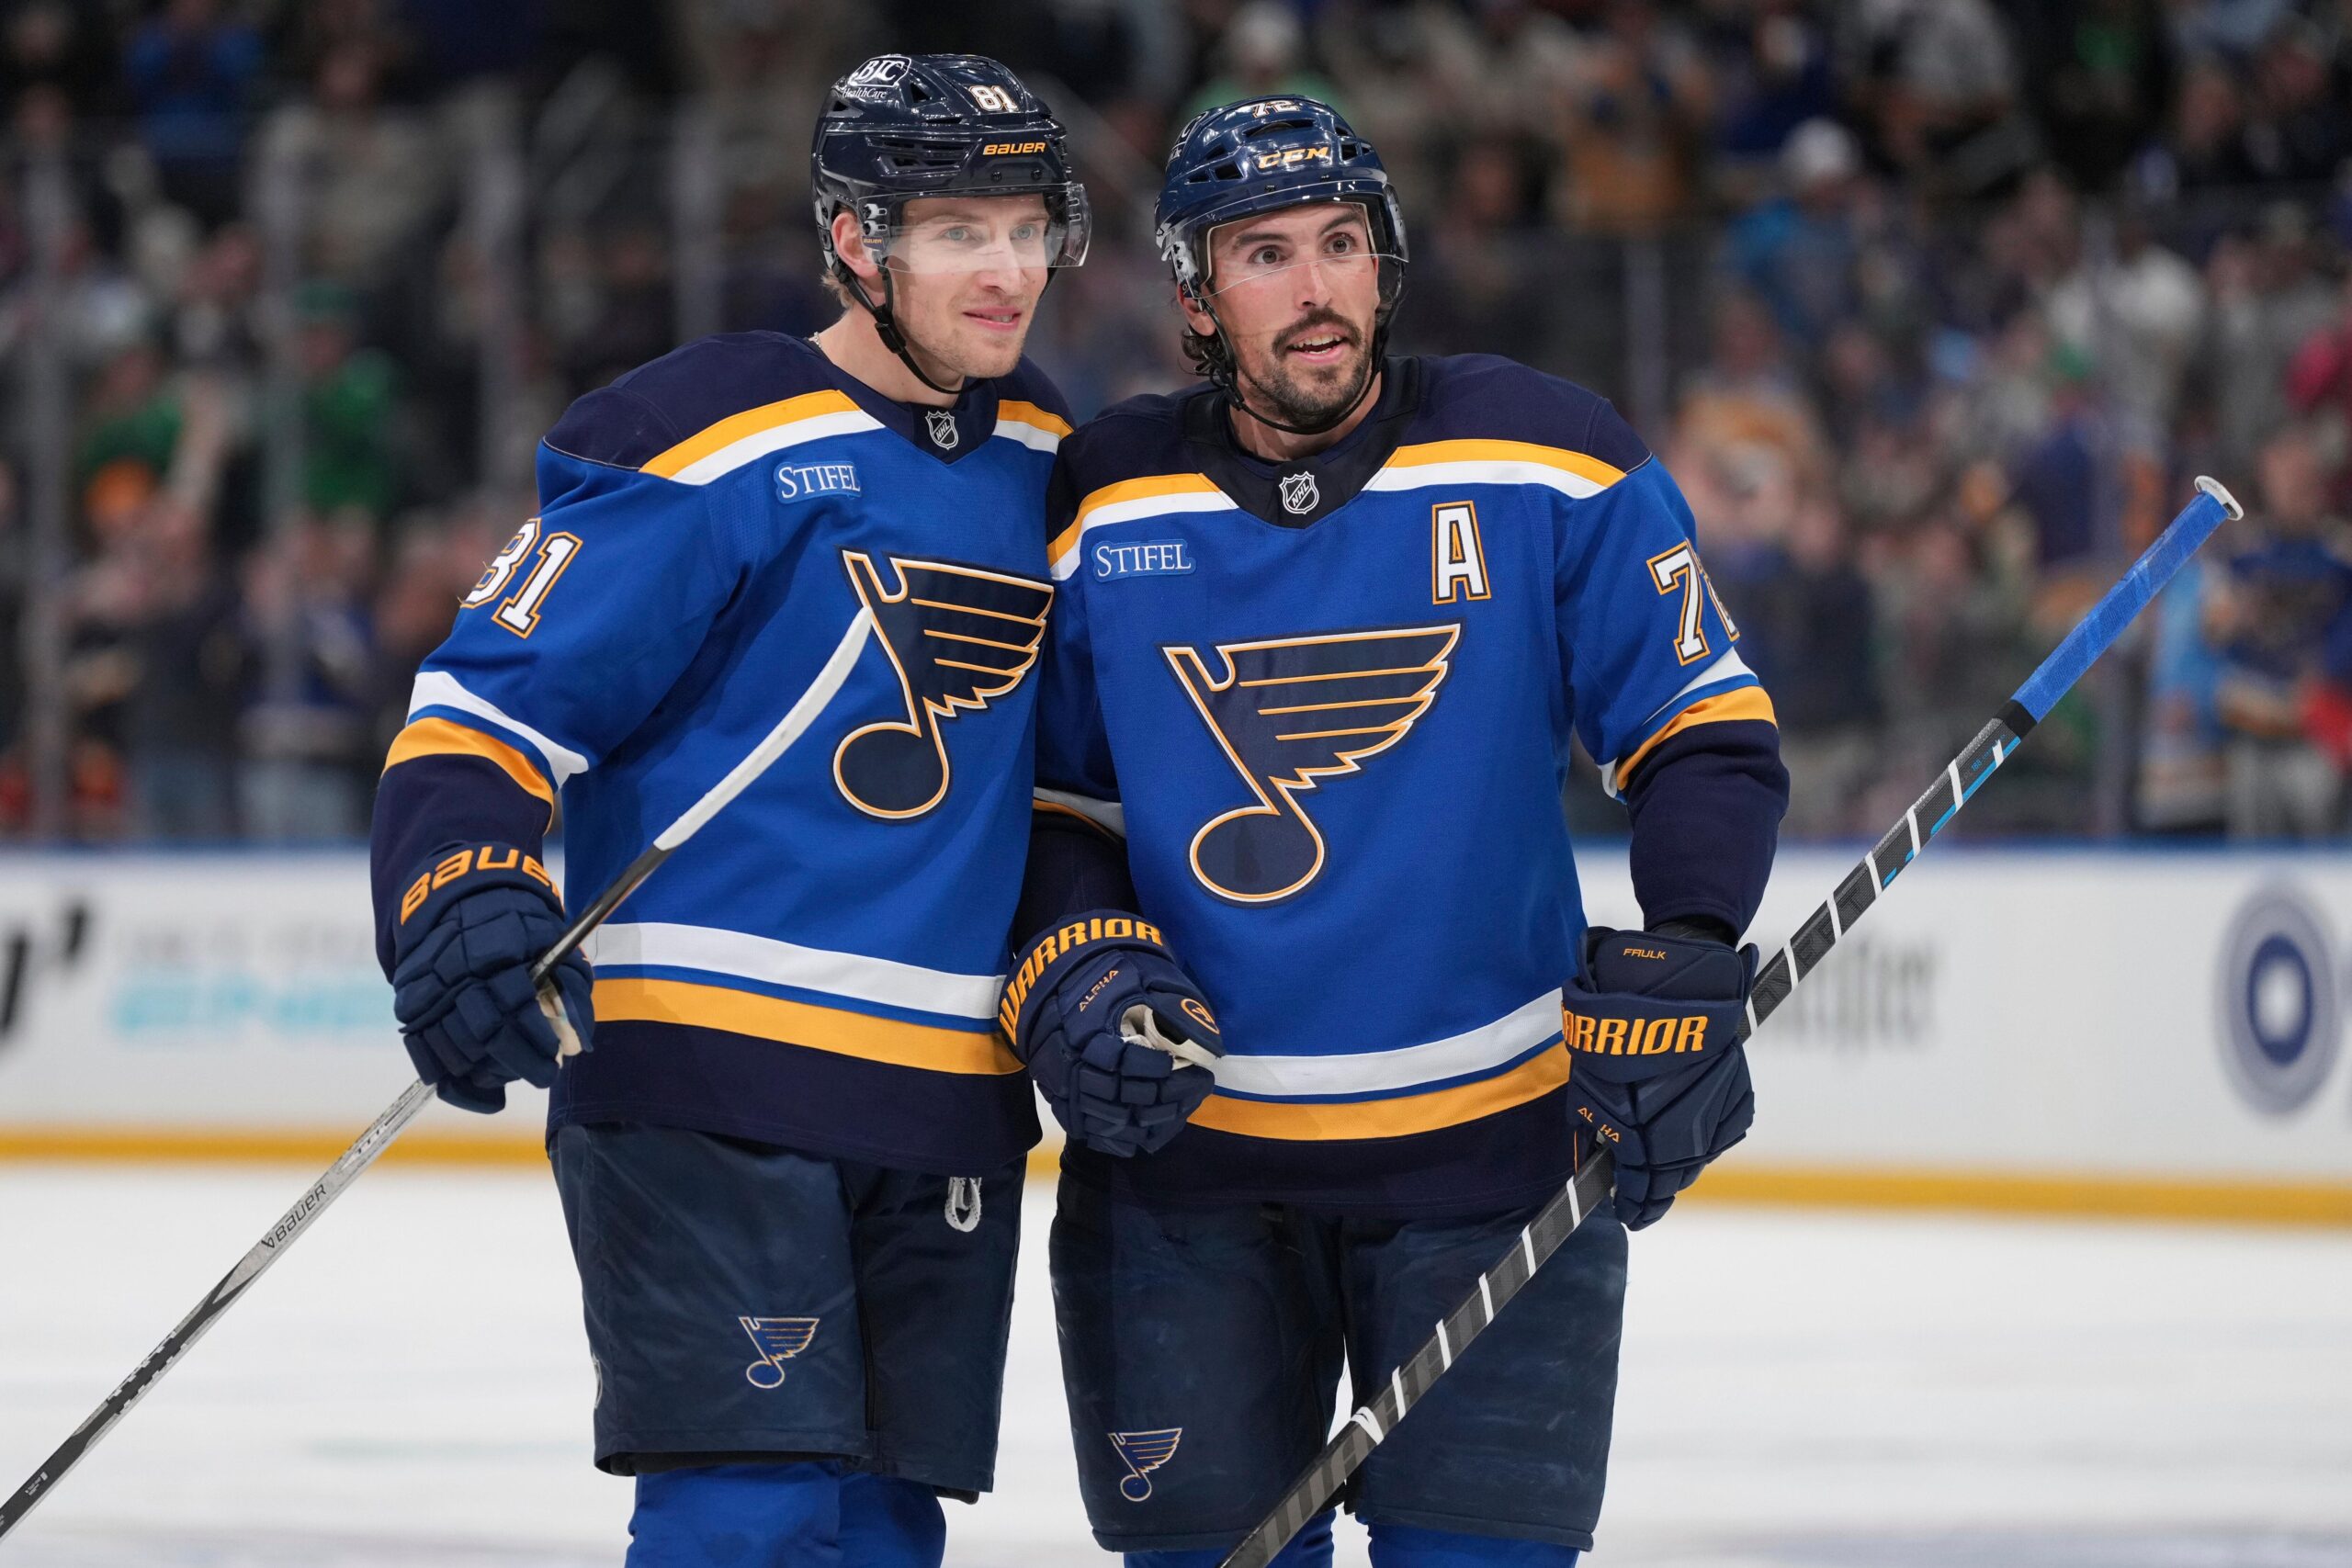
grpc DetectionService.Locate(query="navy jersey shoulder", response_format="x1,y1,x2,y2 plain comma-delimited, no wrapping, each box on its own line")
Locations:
546,332,842,470
996,353,1074,423
1057,381,1216,498
1411,354,1652,473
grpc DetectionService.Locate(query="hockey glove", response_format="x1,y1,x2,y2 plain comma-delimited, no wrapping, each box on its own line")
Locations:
1001,912,1223,1158
388,843,593,1115
1561,922,1757,1229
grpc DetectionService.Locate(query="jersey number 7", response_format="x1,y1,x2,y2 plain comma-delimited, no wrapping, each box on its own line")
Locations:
1645,542,1737,666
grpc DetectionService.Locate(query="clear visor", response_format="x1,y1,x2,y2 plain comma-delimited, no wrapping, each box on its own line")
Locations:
865,186,1091,275
1197,202,1401,300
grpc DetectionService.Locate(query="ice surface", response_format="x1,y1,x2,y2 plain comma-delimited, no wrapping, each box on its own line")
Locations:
2,1166,2346,1567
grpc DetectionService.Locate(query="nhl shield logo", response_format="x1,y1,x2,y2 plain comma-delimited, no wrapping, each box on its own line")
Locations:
740,1316,820,1389
925,409,960,450
1109,1428,1182,1501
1278,471,1318,514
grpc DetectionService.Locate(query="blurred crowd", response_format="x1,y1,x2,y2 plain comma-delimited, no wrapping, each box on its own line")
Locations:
2,0,2351,842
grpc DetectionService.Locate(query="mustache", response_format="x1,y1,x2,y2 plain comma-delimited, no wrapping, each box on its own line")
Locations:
1279,312,1360,350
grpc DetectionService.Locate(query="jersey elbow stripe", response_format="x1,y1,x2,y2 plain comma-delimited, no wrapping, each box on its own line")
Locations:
382,717,557,818
1191,1043,1569,1140
594,976,1023,1075
1608,684,1779,795
407,670,591,785
639,389,883,484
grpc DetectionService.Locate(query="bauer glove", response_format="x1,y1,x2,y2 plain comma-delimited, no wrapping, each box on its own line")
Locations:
388,842,593,1114
1000,911,1222,1158
1560,921,1757,1228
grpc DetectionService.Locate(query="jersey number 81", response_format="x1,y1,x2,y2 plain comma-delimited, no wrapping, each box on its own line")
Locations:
465,518,582,637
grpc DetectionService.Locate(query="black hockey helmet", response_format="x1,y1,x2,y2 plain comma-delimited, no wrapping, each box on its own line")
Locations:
1154,96,1407,434
812,54,1090,390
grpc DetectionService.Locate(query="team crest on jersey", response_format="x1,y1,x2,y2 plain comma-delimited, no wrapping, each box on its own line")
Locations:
1278,471,1318,515
1108,1428,1182,1501
925,409,960,449
1165,624,1458,902
835,551,1053,818
740,1315,820,1389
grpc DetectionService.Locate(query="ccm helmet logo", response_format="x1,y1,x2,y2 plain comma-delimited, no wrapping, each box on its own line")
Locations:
983,140,1048,155
1255,144,1331,171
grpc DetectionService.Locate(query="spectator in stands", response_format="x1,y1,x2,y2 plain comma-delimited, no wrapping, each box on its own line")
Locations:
254,38,444,293
294,283,403,524
1839,0,2035,199
2018,0,2177,193
2205,423,2352,837
2200,204,2338,476
1554,0,1711,236
239,511,378,840
121,0,261,230
1725,117,1864,347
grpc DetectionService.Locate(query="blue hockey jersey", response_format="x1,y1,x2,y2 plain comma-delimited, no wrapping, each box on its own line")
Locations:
1035,355,1783,1213
371,332,1070,1174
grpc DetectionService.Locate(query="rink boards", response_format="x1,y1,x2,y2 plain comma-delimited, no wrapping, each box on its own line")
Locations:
0,847,2347,1224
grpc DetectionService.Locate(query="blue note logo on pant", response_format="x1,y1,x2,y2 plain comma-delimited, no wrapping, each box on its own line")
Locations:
1109,1427,1182,1501
740,1316,820,1389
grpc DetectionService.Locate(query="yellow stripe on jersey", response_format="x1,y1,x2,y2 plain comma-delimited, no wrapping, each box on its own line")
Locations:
1053,472,1225,565
383,716,557,818
595,976,1024,1076
1616,686,1780,787
639,389,864,479
1381,438,1630,491
998,400,1074,439
1189,1042,1570,1141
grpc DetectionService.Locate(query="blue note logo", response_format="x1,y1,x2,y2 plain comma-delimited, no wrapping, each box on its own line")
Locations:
1164,623,1458,903
1093,539,1194,581
740,1316,820,1389
835,551,1054,819
775,459,861,502
2216,887,2341,1116
1109,1428,1182,1501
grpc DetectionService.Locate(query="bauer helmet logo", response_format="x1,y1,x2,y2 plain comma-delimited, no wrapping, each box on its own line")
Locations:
740,1316,820,1388
834,552,1054,819
983,140,1048,155
1279,472,1318,515
1109,1428,1182,1501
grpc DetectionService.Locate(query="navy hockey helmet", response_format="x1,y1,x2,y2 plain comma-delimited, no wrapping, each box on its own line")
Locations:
812,54,1091,389
1154,97,1407,428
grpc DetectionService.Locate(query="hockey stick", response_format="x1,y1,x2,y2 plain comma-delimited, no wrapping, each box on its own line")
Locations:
0,608,876,1541
1215,478,2243,1568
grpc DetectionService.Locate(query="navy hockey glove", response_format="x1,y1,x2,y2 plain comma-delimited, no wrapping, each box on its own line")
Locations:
1001,912,1223,1158
1561,923,1757,1229
388,843,593,1115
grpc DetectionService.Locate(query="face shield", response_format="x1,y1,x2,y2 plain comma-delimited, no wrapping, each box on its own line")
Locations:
1195,199,1404,302
857,186,1093,276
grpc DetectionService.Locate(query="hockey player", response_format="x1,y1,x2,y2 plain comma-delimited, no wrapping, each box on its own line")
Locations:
1004,101,1789,1564
369,55,1086,1568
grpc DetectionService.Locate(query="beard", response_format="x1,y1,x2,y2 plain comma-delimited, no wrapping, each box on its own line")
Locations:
1234,310,1377,431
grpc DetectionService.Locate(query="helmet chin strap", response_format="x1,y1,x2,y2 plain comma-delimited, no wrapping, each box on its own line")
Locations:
840,260,967,399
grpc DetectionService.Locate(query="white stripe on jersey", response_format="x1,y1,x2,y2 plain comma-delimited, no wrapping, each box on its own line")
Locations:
1364,458,1613,502
662,410,887,486
586,920,1005,1021
992,417,1065,453
1205,989,1562,1100
407,670,594,786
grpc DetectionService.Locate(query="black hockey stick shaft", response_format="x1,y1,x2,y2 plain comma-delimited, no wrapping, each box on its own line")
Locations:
0,609,874,1541
1215,479,2243,1568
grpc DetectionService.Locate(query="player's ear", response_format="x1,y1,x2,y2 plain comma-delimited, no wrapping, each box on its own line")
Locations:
1176,287,1217,339
832,209,882,283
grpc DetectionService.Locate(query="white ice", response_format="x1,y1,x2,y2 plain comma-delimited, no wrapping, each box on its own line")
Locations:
2,1166,2347,1567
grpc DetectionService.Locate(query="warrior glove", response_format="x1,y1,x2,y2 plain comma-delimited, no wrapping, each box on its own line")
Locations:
388,843,593,1114
1561,921,1757,1229
1001,912,1223,1158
